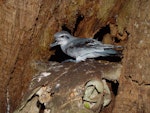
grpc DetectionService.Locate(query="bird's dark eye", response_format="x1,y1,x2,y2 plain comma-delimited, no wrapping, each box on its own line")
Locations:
61,35,64,38
60,35,70,39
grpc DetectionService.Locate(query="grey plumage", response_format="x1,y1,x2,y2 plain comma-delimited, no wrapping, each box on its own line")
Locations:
50,31,122,62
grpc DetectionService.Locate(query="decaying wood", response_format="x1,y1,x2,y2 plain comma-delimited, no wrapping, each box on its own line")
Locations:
14,60,122,113
0,0,126,112
113,1,150,113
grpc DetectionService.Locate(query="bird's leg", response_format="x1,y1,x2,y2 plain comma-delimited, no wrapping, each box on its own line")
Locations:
62,56,86,63
76,56,86,63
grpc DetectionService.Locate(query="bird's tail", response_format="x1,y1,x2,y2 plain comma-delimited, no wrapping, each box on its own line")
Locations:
114,45,124,50
104,49,118,54
103,44,123,49
103,48,123,57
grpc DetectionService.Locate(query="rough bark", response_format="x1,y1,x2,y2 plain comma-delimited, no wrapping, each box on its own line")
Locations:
0,0,149,113
113,1,150,113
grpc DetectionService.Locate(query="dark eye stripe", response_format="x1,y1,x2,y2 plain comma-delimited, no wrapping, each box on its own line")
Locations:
65,36,70,39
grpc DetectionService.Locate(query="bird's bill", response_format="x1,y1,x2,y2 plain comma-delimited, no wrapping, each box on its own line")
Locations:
50,41,59,48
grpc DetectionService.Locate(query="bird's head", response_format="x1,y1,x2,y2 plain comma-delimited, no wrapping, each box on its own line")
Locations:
50,31,74,47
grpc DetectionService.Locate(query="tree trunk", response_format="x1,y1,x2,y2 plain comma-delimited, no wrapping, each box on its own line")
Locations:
113,1,150,113
0,0,149,113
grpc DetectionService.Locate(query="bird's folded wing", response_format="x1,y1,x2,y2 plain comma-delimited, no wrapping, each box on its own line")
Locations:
64,39,105,56
67,38,103,48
